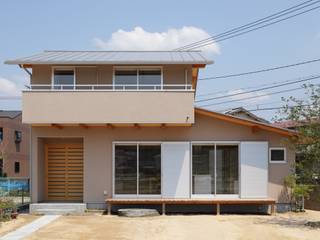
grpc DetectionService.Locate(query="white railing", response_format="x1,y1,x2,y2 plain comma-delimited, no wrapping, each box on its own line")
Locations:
25,84,193,91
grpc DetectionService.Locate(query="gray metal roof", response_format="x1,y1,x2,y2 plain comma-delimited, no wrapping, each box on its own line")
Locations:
0,110,21,119
5,50,213,65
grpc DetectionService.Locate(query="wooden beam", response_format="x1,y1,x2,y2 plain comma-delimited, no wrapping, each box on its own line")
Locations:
51,124,63,129
192,64,206,68
79,124,89,129
106,123,114,129
160,123,167,129
192,67,199,90
251,125,260,133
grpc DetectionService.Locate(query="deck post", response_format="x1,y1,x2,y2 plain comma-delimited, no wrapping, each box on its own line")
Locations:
270,204,276,215
107,203,111,215
216,203,220,215
162,203,166,215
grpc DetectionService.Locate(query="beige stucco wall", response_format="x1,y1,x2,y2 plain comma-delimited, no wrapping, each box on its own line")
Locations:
22,91,195,124
31,65,192,85
30,113,294,205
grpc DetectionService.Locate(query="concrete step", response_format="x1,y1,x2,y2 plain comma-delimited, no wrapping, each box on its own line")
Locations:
30,203,86,215
118,208,160,217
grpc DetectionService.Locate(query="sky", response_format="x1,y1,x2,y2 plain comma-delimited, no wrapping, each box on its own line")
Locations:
0,0,319,121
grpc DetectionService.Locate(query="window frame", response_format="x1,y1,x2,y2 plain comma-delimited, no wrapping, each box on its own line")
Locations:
112,66,163,90
191,141,240,199
113,141,162,199
51,66,76,88
269,147,287,163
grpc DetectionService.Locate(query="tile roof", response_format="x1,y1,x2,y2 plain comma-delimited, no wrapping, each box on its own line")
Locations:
0,110,21,119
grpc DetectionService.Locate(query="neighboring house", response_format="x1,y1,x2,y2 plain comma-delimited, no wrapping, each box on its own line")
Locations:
5,51,295,213
0,111,30,178
225,107,269,123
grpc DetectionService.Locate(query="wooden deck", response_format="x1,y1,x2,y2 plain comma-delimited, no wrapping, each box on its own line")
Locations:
105,198,277,215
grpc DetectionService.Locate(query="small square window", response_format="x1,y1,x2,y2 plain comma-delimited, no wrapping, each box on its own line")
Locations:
269,148,286,163
14,162,20,173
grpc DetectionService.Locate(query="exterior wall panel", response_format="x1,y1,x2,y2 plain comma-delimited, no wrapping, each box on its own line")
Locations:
30,113,294,205
22,91,195,124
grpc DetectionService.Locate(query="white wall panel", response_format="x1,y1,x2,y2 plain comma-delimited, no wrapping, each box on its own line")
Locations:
162,142,190,198
240,142,268,198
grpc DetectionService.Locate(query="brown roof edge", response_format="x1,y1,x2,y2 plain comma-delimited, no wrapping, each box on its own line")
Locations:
195,107,297,137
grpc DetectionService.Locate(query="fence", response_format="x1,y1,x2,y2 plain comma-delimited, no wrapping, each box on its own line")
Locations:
0,178,30,207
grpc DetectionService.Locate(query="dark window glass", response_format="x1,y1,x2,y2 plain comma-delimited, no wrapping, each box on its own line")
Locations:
0,128,3,142
216,145,239,194
0,158,3,176
115,145,137,194
114,70,138,89
139,70,161,89
139,145,161,194
14,162,20,173
271,149,285,161
192,145,215,194
14,131,22,143
53,69,74,89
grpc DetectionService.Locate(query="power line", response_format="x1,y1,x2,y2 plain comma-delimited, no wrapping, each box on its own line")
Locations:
175,0,317,50
197,85,316,107
199,58,320,81
0,96,21,100
196,75,320,103
175,1,320,51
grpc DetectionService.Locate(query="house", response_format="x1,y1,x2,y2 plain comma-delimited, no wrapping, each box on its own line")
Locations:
0,111,30,178
5,51,295,214
225,107,269,123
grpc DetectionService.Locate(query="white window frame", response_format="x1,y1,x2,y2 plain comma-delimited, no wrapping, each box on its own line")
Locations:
51,66,76,88
112,141,162,199
190,141,240,199
112,66,163,90
269,147,287,163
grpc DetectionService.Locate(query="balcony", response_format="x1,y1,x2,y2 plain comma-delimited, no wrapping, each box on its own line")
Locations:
22,84,195,125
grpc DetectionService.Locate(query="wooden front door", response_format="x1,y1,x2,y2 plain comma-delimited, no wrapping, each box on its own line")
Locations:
45,144,83,201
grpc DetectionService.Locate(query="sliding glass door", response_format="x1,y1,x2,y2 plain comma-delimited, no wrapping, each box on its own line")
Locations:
114,144,161,196
192,143,239,197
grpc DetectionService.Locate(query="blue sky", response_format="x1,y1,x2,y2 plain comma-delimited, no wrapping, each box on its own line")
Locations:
0,0,319,120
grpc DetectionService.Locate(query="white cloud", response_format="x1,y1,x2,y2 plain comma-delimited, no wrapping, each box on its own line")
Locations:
93,26,219,54
0,77,22,97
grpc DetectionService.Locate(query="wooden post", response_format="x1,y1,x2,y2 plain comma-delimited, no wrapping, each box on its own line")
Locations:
270,204,276,215
162,203,166,215
216,203,220,215
107,203,111,215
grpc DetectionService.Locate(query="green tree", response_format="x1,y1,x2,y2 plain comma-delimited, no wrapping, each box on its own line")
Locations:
276,83,320,185
276,84,320,210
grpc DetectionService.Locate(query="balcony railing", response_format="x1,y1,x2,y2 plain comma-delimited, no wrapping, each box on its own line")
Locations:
25,84,193,91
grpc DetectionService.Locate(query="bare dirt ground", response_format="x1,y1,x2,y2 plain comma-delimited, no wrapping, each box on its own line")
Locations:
24,210,320,240
0,214,38,237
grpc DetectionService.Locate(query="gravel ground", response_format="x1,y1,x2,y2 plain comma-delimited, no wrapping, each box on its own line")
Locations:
20,210,320,240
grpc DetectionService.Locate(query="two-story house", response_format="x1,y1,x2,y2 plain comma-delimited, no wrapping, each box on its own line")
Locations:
0,111,29,178
5,51,295,214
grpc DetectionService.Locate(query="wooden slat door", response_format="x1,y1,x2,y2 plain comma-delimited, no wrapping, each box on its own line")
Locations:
45,144,83,201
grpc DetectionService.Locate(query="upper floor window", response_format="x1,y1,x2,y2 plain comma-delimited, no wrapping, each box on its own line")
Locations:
15,130,22,143
53,68,75,89
0,127,3,142
14,161,20,173
114,68,162,90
